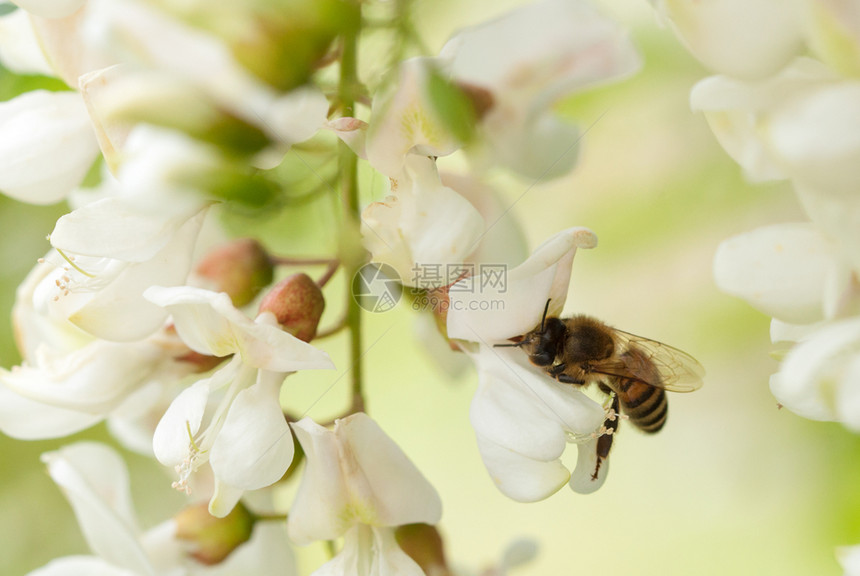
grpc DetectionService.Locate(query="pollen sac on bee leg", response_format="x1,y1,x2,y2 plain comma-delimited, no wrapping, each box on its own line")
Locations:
194,238,275,307
259,273,325,342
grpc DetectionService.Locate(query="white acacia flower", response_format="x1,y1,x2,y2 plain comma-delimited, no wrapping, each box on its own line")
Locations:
145,286,334,517
446,228,609,501
0,6,53,75
0,90,100,204
80,0,328,149
288,414,442,576
650,0,804,80
361,155,485,288
691,57,860,197
364,57,462,179
0,258,194,442
689,58,835,183
363,0,641,181
439,0,641,180
46,127,217,342
770,317,860,430
712,222,857,325
29,441,297,576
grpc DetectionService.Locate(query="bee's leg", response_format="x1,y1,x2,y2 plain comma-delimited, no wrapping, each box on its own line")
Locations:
550,363,585,385
593,392,621,481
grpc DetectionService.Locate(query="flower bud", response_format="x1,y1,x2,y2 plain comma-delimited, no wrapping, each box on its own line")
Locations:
174,501,255,565
195,239,274,307
395,524,452,576
258,273,325,342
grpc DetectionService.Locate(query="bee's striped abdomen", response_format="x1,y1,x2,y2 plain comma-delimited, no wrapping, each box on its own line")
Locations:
617,378,667,433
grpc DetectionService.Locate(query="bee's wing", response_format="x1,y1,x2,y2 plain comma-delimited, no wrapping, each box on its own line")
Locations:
611,330,705,392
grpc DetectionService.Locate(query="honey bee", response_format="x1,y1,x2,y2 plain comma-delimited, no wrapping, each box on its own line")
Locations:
498,301,704,481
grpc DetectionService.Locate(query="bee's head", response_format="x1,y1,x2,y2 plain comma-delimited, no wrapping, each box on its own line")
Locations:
497,299,566,367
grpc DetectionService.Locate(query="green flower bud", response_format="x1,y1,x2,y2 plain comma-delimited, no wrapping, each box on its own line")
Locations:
258,273,325,342
174,501,255,565
195,239,275,307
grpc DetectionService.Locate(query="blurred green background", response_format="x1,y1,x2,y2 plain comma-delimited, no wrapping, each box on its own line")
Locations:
2,1,859,575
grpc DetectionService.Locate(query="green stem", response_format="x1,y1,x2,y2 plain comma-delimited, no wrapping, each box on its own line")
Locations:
339,6,366,415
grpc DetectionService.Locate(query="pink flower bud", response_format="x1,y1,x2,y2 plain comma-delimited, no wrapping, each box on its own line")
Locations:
258,273,325,342
174,501,255,565
195,239,274,307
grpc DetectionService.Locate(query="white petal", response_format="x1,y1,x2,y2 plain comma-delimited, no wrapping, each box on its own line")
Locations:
362,156,485,288
209,370,294,492
68,209,207,342
145,285,334,371
796,184,860,275
42,442,153,575
441,172,529,267
654,0,803,79
770,318,860,421
836,355,860,432
0,90,99,204
51,196,203,263
470,346,604,461
0,339,164,413
290,414,442,543
312,525,425,576
500,539,539,571
327,117,368,159
442,0,640,96
475,433,569,503
0,378,101,439
713,223,835,324
482,110,581,181
208,481,245,519
447,227,596,342
770,318,825,345
441,0,639,179
79,65,134,172
288,418,351,544
27,556,135,576
145,286,238,356
689,59,835,182
337,412,442,527
365,58,460,178
263,86,329,146
153,378,211,467
0,8,53,75
83,0,317,143
12,0,86,18
206,522,297,576
137,520,184,575
767,81,860,196
838,544,860,576
568,438,609,494
29,4,118,86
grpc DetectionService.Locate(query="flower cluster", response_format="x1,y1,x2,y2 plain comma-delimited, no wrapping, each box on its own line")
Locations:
651,0,860,570
653,0,860,432
0,0,643,574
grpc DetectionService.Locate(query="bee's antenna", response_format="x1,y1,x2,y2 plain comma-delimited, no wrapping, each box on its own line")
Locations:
493,342,523,348
540,299,551,332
